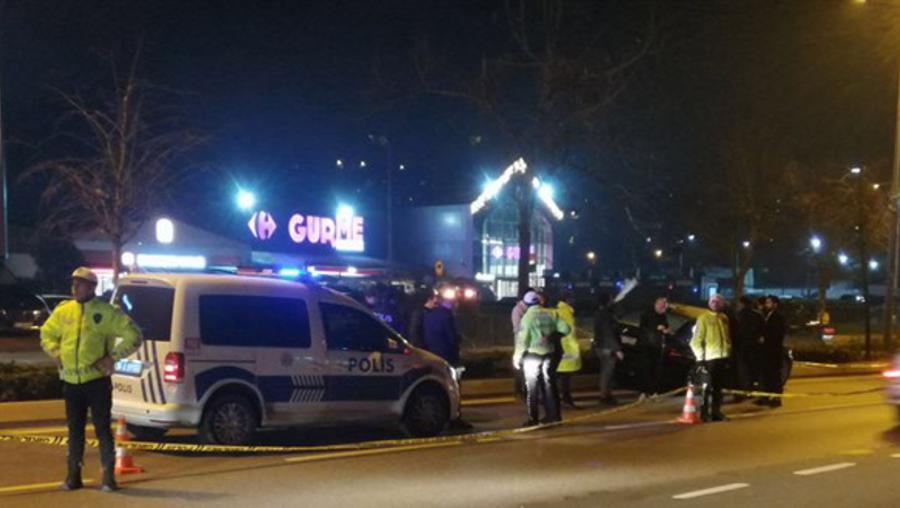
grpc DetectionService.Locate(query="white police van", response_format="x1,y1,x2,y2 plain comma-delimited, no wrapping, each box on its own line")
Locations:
110,273,460,445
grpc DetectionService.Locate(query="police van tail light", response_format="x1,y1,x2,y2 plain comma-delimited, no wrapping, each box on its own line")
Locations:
163,352,185,383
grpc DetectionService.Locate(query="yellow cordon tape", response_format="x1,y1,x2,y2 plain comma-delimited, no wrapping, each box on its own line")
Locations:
0,388,688,455
0,383,879,454
795,361,889,370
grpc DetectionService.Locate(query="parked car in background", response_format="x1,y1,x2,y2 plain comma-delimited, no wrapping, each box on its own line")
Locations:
615,303,793,392
0,289,72,334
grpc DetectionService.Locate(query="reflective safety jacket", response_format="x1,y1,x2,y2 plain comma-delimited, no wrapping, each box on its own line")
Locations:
690,310,732,362
554,301,582,373
514,305,571,365
41,298,142,384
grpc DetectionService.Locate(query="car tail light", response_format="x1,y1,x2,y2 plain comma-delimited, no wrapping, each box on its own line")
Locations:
822,327,836,335
163,352,185,383
463,288,477,300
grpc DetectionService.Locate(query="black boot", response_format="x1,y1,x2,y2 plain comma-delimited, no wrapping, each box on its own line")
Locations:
101,468,118,492
61,462,83,491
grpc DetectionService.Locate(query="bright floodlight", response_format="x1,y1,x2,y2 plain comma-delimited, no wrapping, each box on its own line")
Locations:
838,253,849,266
809,235,822,252
237,190,256,211
156,218,175,244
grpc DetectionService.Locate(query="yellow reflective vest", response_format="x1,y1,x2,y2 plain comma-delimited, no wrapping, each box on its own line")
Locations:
514,305,571,365
689,310,732,361
41,298,142,384
555,302,582,373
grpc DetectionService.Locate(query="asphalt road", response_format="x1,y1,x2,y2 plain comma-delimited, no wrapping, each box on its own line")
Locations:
0,373,896,507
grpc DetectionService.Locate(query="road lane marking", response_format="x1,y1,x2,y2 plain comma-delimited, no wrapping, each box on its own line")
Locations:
672,483,750,499
604,421,675,431
793,462,856,476
285,441,462,463
0,479,94,494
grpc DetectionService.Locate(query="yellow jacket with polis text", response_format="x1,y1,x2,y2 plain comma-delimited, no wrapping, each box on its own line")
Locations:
41,298,142,384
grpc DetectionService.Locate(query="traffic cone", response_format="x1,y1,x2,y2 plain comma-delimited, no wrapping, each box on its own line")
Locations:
114,416,144,475
676,386,702,424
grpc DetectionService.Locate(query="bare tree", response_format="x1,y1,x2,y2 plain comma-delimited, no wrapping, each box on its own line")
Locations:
22,52,205,284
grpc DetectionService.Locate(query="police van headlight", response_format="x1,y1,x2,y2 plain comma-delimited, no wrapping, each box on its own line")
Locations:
449,365,465,382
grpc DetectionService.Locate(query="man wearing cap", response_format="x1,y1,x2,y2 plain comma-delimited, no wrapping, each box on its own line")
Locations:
689,294,732,422
40,267,142,492
513,290,571,425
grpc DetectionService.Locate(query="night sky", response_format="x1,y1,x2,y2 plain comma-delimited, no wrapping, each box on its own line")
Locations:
2,0,899,274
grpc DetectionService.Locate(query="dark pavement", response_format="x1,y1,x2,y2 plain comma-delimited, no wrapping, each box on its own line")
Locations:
0,374,897,507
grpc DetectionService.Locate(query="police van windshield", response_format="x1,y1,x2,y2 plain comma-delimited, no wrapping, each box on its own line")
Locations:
114,286,175,342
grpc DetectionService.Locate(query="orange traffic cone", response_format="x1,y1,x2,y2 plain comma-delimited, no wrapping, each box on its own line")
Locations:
676,386,702,424
114,416,144,475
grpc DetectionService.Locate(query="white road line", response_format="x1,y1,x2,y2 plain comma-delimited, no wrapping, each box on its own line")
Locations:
793,462,856,476
672,483,750,500
284,441,461,463
603,421,675,431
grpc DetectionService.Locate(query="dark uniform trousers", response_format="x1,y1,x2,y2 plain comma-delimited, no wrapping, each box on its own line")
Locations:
522,353,561,422
64,377,116,470
700,359,728,419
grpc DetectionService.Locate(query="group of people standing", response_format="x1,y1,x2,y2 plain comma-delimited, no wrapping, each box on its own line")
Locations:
508,287,790,425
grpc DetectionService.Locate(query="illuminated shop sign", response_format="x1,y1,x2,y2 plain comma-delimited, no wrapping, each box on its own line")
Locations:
248,206,365,253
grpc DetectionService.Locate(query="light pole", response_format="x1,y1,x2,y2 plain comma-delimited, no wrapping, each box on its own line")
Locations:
369,135,394,270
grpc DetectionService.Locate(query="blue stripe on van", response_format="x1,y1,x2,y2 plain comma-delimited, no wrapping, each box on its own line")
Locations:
143,340,157,404
193,367,433,403
151,341,166,404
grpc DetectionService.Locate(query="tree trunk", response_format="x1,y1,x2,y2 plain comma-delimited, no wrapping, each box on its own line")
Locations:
111,236,122,287
516,176,535,297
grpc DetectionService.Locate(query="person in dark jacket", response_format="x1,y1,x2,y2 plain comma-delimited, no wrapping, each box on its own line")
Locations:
422,294,461,365
759,295,787,407
407,290,439,349
592,293,623,405
733,296,765,399
637,297,670,398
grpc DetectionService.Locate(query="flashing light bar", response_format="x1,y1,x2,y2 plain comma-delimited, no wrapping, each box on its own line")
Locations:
278,268,303,278
470,158,528,215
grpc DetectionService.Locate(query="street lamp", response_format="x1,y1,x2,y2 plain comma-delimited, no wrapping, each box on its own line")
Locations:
850,166,862,175
839,253,850,266
687,234,696,242
654,249,663,259
870,259,880,271
742,240,751,249
810,235,823,253
237,189,256,211
586,251,596,262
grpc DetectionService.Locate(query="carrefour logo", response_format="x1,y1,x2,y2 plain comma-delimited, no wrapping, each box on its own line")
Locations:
247,207,365,253
248,211,278,240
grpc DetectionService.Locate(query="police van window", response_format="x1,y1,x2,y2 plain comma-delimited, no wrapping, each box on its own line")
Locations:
199,295,311,348
319,302,396,352
114,286,174,342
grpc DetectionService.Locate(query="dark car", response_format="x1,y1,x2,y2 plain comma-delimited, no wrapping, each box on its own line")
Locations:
0,290,52,334
615,303,793,392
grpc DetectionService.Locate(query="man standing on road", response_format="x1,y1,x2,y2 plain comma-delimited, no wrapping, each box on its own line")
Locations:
689,294,732,422
733,296,765,400
638,297,670,399
422,289,461,366
555,292,582,409
592,293,623,406
40,267,142,492
407,289,439,349
759,295,787,407
514,291,571,425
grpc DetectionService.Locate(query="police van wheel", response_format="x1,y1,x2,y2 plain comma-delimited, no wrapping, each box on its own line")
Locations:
402,386,449,437
126,423,167,441
200,394,258,445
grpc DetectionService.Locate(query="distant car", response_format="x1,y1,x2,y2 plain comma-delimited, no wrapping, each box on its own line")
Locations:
885,353,900,421
615,303,793,392
0,291,58,334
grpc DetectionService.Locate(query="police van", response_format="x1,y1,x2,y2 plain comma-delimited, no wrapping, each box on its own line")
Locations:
110,273,460,445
